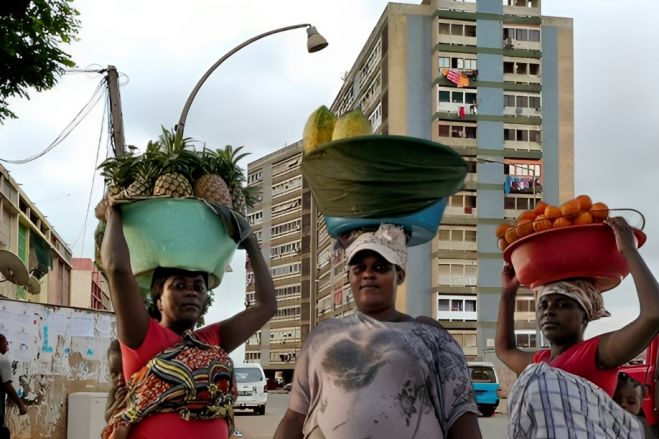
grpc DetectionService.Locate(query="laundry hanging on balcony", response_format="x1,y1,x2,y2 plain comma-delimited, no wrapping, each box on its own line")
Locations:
444,69,469,87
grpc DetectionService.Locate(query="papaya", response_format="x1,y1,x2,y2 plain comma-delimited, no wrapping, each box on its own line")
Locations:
303,105,336,156
331,109,372,141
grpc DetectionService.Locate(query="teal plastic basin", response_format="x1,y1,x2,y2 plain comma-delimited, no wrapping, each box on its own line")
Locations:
119,198,237,291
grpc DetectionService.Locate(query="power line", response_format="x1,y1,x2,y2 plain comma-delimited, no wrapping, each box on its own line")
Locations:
72,93,108,255
0,79,107,165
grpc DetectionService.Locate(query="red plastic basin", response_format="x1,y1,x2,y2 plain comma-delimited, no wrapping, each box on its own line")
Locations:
503,223,646,292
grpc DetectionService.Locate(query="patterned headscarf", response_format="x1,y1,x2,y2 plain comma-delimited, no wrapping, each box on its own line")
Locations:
533,280,611,321
344,224,408,268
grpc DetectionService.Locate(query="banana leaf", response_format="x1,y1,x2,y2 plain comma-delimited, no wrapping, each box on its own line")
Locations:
301,135,467,218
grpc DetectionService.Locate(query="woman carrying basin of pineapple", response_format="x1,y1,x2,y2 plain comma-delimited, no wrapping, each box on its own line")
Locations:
100,208,275,439
99,132,276,439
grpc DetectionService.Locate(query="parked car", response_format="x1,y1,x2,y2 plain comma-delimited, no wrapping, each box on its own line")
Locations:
468,361,500,417
234,363,268,415
619,334,658,430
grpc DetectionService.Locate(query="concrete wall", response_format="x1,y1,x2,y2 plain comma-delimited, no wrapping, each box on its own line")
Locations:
0,298,115,439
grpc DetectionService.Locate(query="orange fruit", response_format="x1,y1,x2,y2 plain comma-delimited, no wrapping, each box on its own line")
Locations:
574,211,593,225
575,195,592,211
496,223,512,239
516,219,535,237
497,238,508,251
534,201,549,215
533,215,552,233
560,200,581,219
518,210,537,222
553,217,572,228
544,205,562,220
590,202,609,221
505,227,519,244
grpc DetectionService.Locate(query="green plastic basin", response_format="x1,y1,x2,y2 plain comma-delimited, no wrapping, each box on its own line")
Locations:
119,198,237,291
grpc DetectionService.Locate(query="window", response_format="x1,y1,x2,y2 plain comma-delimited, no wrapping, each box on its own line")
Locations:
504,62,515,74
452,58,464,69
464,25,476,37
515,29,528,41
515,330,538,348
529,29,540,42
438,295,478,321
515,63,528,75
529,96,541,109
515,297,536,312
516,129,529,142
439,57,450,68
529,63,540,75
504,95,515,108
245,352,260,362
438,23,450,34
273,306,301,320
464,59,477,70
272,198,301,218
452,126,464,138
438,124,450,137
516,95,529,108
272,154,301,177
451,24,464,36
465,126,477,139
449,330,478,355
452,91,464,103
271,240,301,258
247,170,262,184
275,284,301,299
270,263,301,279
439,91,450,103
465,92,477,104
248,211,262,225
272,176,302,197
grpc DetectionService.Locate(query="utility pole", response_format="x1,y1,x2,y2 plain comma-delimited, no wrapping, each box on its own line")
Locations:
106,65,126,156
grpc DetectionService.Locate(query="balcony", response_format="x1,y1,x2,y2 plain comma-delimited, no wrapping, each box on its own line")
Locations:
443,206,477,219
503,0,540,16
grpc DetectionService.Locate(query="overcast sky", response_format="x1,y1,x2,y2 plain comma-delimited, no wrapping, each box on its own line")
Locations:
1,1,658,352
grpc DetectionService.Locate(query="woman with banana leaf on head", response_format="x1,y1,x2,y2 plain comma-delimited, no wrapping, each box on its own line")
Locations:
496,217,659,438
274,224,482,439
100,206,276,439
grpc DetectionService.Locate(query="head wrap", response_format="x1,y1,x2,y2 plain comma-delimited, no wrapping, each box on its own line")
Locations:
533,279,611,321
344,224,408,268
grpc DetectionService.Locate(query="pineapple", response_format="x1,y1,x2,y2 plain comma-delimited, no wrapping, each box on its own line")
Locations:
152,128,196,198
193,148,233,208
96,153,139,219
126,142,161,198
215,145,254,214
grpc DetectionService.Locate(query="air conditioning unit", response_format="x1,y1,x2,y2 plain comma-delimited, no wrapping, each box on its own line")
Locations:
67,392,108,439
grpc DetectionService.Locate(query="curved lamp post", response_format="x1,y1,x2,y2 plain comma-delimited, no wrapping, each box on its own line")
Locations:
176,24,328,137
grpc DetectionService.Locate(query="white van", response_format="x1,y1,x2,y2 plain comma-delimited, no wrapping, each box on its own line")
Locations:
234,363,268,415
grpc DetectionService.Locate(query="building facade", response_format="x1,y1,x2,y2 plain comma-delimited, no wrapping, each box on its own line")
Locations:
244,143,313,381
0,164,73,305
245,0,573,380
71,258,112,311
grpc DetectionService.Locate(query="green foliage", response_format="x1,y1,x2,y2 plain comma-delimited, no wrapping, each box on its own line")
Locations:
0,0,81,122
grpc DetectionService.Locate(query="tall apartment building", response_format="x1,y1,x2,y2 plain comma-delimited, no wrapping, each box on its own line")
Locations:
246,0,573,379
244,142,312,381
0,164,73,305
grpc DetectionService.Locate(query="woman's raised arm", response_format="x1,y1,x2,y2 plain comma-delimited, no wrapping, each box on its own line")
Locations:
100,208,149,348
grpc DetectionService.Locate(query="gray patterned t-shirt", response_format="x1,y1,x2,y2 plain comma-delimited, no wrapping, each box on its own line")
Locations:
288,312,478,438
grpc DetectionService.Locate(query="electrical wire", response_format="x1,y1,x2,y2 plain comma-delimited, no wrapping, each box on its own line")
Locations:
0,79,106,165
71,92,108,255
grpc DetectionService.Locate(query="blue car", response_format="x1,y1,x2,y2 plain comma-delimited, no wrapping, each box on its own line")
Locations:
468,361,500,417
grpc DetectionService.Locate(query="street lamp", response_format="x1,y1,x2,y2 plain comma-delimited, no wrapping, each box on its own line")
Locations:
176,24,328,137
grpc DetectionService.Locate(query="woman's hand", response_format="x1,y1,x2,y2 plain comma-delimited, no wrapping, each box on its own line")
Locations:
502,264,520,297
605,216,637,254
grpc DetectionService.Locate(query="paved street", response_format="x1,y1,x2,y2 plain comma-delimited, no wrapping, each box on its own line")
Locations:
233,393,510,439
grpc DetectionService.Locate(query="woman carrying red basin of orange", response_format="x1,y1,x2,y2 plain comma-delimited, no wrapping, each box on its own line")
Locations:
496,217,659,438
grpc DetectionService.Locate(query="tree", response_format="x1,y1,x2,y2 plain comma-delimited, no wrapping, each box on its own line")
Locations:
0,0,80,123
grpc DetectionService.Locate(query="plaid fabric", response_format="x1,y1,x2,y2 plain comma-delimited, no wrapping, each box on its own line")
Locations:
509,363,644,439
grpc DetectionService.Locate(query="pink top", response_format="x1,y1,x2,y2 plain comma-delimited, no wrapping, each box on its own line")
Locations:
119,319,228,439
533,336,618,396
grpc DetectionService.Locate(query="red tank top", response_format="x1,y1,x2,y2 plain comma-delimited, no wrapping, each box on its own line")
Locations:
533,336,619,396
